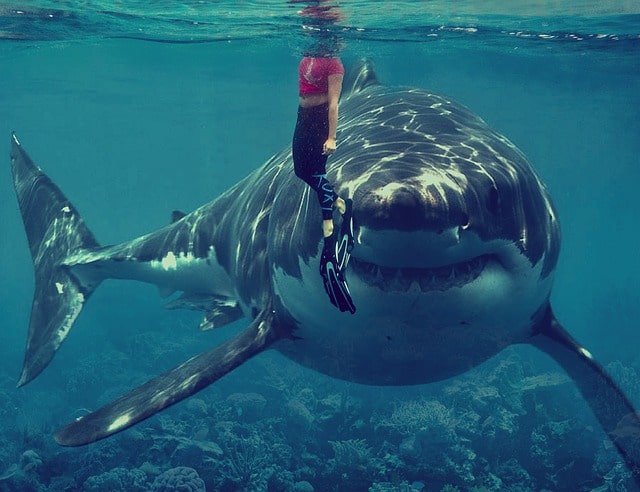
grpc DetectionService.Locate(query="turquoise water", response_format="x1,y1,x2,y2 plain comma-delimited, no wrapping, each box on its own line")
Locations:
1,2,639,491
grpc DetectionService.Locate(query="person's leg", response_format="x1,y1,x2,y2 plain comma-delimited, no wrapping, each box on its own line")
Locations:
309,172,339,236
292,105,356,313
292,104,345,237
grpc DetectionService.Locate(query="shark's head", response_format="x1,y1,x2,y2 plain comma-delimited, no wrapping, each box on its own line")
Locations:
268,63,560,385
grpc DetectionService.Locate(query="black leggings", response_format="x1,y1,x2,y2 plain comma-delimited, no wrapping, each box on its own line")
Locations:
292,102,338,221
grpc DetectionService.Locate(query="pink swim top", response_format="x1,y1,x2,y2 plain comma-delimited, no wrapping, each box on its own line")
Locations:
298,57,344,95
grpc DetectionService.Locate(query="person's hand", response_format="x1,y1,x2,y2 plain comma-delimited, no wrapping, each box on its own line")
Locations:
323,138,337,155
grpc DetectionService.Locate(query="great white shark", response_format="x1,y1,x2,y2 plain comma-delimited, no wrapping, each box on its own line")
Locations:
10,60,640,481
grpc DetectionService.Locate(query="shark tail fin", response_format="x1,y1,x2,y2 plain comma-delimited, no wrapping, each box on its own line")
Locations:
532,306,640,483
11,133,101,387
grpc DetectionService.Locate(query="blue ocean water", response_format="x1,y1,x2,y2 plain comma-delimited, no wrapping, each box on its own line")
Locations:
0,2,639,491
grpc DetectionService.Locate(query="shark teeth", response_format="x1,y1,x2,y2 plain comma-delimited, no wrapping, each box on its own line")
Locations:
350,255,490,292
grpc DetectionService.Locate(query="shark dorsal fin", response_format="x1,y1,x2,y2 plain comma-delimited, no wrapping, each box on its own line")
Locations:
171,210,187,223
344,58,379,95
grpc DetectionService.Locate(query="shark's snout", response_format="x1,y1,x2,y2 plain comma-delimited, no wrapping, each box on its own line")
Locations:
354,226,466,268
354,181,470,233
347,181,505,290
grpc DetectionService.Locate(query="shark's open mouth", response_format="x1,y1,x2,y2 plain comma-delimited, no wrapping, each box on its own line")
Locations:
350,254,492,292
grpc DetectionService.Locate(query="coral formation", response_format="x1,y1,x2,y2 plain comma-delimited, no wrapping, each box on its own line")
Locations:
0,343,637,491
83,467,147,492
150,466,206,492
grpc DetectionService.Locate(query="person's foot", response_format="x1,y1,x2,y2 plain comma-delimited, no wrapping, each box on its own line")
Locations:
322,219,334,238
322,197,347,238
319,240,356,314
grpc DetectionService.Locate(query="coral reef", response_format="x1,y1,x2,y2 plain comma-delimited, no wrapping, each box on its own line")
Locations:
222,433,271,489
83,467,147,492
1,339,638,491
150,466,206,492
226,392,268,421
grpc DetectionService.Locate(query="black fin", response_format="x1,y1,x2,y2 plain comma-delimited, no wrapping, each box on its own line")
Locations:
54,304,278,446
320,246,356,314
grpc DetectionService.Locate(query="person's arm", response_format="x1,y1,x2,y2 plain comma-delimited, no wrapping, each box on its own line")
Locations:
323,72,343,154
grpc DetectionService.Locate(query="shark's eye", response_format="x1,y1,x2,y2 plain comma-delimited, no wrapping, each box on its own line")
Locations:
460,212,470,230
487,186,501,215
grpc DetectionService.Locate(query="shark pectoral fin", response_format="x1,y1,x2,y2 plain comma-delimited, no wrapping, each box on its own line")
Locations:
54,304,278,447
530,306,640,483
